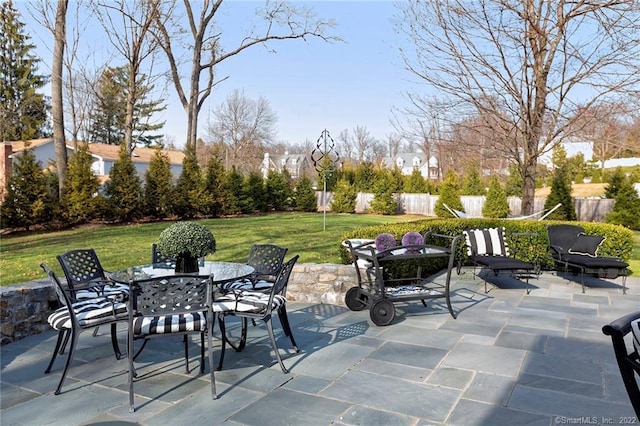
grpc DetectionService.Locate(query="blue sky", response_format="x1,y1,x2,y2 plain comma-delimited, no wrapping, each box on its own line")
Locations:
17,0,417,148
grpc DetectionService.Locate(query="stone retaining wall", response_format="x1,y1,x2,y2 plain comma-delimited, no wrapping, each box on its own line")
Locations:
0,263,358,345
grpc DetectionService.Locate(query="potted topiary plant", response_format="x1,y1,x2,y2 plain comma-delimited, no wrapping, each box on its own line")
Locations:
156,221,216,273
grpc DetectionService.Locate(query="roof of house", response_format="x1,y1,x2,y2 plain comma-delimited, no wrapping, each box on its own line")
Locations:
6,139,185,165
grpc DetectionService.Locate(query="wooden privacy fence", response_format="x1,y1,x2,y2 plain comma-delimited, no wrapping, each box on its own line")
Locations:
316,192,614,222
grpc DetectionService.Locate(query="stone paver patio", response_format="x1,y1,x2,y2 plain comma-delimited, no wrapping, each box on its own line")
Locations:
1,269,638,425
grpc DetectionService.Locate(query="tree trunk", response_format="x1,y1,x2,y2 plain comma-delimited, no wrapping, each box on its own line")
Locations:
52,0,68,198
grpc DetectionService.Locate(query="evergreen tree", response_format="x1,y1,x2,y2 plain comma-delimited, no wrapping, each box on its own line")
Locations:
224,166,243,215
435,169,464,217
0,146,49,230
89,66,164,146
606,177,640,230
353,162,376,192
604,167,627,199
0,1,49,140
482,176,510,218
388,166,405,192
265,170,292,211
201,154,228,217
544,163,576,220
89,67,125,145
330,178,357,213
62,144,102,224
461,163,485,195
143,148,174,218
404,168,428,193
294,174,318,212
505,163,523,196
241,171,266,213
104,145,142,222
369,170,398,215
173,145,203,219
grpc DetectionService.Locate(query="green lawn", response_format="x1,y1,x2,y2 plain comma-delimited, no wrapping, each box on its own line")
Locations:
0,213,420,286
1,213,638,286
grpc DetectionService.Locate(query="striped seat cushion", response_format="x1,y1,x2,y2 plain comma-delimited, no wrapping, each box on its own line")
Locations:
222,278,274,292
48,298,128,330
464,227,509,257
75,282,130,301
213,292,286,314
133,312,207,336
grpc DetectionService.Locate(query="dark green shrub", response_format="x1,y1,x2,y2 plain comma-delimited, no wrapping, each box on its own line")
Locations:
435,170,464,217
241,172,266,213
294,174,318,212
544,164,576,220
143,148,174,219
404,168,428,193
104,145,142,222
265,170,292,211
62,144,102,224
330,179,357,213
0,146,50,230
606,177,640,230
173,145,203,219
482,176,510,218
462,163,485,195
369,171,398,215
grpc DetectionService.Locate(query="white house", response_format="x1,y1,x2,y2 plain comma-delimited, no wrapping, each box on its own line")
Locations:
381,152,439,180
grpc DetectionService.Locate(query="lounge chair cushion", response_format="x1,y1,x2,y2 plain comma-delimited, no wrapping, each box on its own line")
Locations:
464,227,509,257
568,233,605,257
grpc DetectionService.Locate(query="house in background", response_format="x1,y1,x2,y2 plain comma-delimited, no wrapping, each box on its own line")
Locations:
381,152,439,180
1,139,184,201
261,152,314,179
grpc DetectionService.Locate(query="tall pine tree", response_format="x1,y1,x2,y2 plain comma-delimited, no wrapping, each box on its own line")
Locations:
0,1,49,140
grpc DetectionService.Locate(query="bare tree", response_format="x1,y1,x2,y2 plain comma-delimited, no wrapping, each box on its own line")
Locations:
31,0,69,197
152,0,338,152
570,102,636,168
95,0,162,154
206,89,277,171
397,0,640,214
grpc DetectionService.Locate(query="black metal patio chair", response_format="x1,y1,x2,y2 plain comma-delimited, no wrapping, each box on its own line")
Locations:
127,274,216,412
40,263,128,395
214,255,300,373
602,311,640,416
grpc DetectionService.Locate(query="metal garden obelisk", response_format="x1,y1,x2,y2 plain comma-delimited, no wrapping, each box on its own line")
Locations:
311,129,339,231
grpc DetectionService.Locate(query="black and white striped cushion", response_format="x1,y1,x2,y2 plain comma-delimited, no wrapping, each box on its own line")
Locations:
133,312,207,336
222,278,274,292
464,227,509,257
48,298,128,330
75,282,130,301
213,291,286,313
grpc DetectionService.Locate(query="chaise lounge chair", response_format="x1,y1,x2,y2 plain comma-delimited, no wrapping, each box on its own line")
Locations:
462,227,538,294
547,224,629,294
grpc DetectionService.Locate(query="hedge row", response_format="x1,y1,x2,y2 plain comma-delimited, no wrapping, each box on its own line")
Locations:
340,218,634,273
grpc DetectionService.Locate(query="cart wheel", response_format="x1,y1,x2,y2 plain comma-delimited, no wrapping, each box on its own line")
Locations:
369,300,395,326
345,287,367,311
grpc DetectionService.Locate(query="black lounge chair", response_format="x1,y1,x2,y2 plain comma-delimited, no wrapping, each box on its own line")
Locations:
463,227,537,294
547,224,629,294
602,311,640,416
